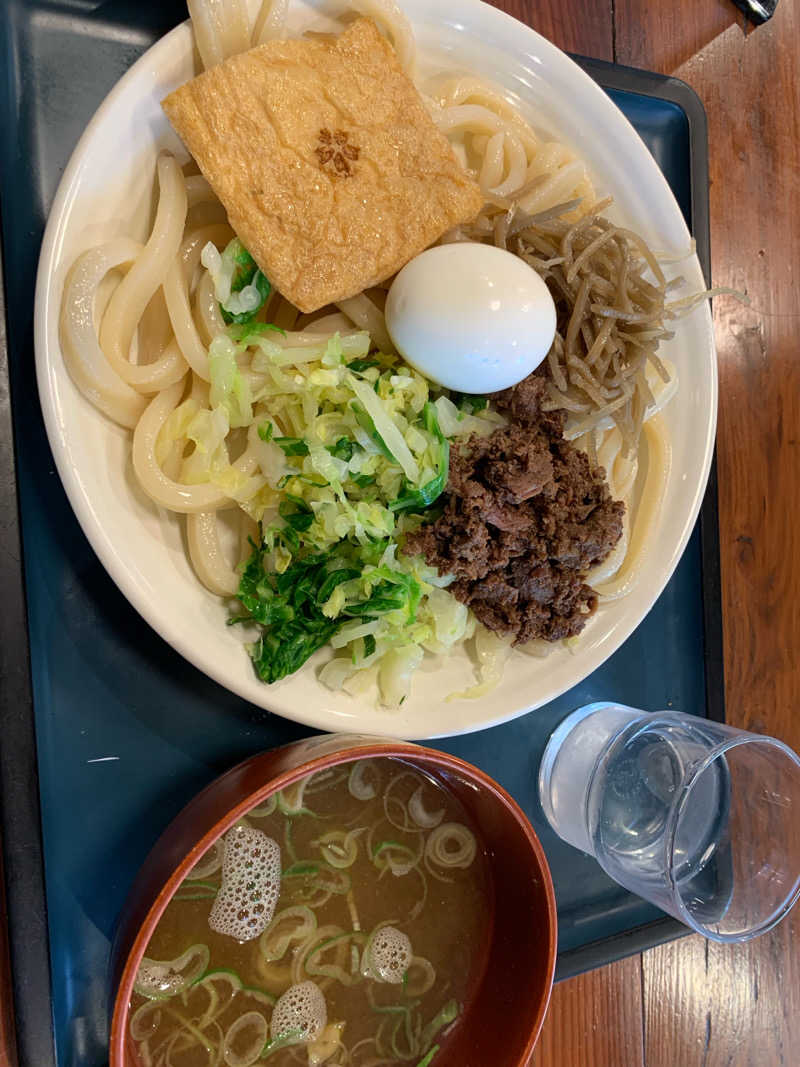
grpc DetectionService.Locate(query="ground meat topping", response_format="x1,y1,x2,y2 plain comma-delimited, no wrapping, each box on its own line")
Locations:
403,375,625,643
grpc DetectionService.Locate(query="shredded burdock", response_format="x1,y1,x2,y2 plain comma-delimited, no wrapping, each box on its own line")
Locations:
446,193,739,457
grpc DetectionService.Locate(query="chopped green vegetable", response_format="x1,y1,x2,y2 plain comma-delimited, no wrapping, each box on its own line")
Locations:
257,421,274,442
419,1000,459,1053
327,436,355,461
232,538,422,683
416,1045,440,1067
229,321,285,344
219,240,272,324
351,401,397,463
389,402,448,513
274,436,310,456
348,358,380,372
283,862,321,878
450,392,488,414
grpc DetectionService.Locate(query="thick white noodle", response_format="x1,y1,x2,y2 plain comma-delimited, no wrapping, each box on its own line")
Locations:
187,0,224,69
517,159,586,215
336,295,394,353
350,0,416,75
253,0,289,44
132,379,255,513
188,0,250,69
433,76,540,152
58,3,675,705
185,175,215,206
164,224,232,381
594,416,671,601
99,154,189,391
59,239,149,428
195,270,227,344
187,512,240,595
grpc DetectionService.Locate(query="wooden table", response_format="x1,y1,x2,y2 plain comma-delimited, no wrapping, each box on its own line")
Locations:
1,1,798,1064
509,0,800,1063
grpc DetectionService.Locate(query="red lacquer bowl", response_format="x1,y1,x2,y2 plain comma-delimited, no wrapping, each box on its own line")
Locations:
110,734,557,1066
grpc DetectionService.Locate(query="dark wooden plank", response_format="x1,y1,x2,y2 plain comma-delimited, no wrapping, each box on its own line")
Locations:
614,0,800,1063
488,0,614,59
531,956,645,1066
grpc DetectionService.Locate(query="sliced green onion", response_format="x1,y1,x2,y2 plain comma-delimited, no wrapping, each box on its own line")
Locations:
417,1044,440,1066
419,1000,459,1053
348,760,377,800
187,840,224,880
260,906,317,962
408,785,445,829
134,944,210,1001
249,794,277,818
277,776,312,815
305,932,362,986
425,823,477,871
316,828,364,869
222,1010,268,1067
130,1001,163,1042
190,969,242,1029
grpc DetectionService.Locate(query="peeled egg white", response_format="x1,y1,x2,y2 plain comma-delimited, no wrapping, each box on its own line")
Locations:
385,242,556,394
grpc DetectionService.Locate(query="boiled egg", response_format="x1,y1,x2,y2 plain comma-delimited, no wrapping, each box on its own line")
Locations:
385,242,556,394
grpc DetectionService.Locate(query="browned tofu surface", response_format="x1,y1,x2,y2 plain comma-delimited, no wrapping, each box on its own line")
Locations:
162,17,483,313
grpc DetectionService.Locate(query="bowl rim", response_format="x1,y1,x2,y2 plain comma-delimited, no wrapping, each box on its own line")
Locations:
109,738,558,1065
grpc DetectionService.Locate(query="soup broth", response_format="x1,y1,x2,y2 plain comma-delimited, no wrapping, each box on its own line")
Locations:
129,758,492,1066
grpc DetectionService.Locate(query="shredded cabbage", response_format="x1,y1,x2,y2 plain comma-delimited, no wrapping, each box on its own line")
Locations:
184,242,506,706
215,319,500,704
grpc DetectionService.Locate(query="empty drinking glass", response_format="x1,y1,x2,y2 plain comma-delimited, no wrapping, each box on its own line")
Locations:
538,703,800,941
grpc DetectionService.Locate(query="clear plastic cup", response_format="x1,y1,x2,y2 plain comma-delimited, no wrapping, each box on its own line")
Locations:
538,703,800,941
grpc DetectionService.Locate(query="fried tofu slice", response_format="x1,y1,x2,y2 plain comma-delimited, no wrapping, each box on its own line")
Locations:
162,17,483,313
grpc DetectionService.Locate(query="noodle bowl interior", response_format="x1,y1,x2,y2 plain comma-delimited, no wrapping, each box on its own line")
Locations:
58,0,702,711
129,758,492,1066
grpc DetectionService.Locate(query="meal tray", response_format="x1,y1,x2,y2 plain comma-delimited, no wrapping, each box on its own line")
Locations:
0,4,720,1063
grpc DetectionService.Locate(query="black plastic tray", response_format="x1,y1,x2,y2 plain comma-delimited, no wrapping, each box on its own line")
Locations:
0,4,720,1064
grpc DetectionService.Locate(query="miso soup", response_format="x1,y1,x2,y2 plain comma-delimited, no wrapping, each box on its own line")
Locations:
129,758,493,1066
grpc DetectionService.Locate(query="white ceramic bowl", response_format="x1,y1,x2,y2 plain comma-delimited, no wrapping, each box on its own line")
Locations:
34,0,715,739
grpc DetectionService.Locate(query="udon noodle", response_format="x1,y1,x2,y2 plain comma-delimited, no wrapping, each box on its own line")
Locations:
59,0,689,700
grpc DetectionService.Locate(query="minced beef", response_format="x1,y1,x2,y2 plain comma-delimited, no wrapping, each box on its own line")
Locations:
403,374,625,644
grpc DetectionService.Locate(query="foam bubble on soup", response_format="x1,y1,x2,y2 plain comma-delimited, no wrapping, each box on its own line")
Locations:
209,825,281,942
270,980,327,1044
363,925,413,983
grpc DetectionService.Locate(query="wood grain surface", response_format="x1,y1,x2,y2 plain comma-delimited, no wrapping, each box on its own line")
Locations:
1,2,798,1066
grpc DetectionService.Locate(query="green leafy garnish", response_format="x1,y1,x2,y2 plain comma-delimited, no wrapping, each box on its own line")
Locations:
229,320,286,344
327,436,355,461
348,358,380,373
232,539,421,684
450,392,488,414
351,401,397,463
416,1046,440,1067
219,240,272,325
274,436,310,457
389,402,449,513
283,862,320,877
258,421,274,442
